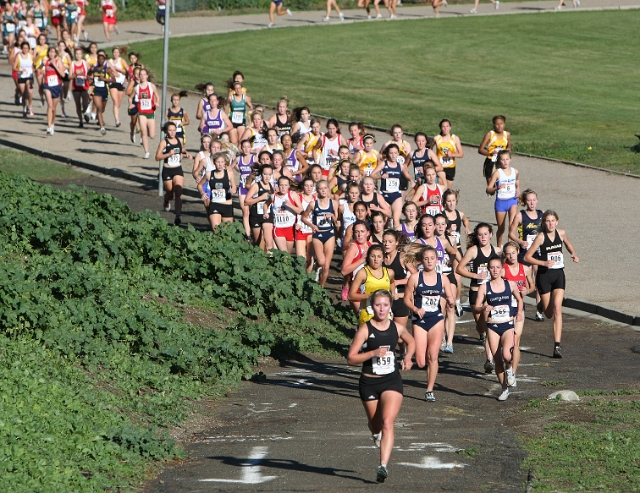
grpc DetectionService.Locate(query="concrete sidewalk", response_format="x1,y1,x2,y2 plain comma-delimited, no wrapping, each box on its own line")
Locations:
1,0,638,318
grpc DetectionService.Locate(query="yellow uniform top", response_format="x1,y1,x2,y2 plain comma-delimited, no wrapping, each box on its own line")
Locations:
34,44,48,68
486,130,510,163
434,134,459,169
359,266,391,325
357,149,380,176
84,53,98,69
304,133,320,163
384,139,410,165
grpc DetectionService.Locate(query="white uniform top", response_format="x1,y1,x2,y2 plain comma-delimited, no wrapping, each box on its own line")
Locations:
496,168,517,200
319,134,340,172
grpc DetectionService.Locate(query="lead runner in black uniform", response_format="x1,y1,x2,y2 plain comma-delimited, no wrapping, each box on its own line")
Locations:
347,290,415,484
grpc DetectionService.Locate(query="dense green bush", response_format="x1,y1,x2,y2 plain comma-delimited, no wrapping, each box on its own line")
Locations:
0,172,353,490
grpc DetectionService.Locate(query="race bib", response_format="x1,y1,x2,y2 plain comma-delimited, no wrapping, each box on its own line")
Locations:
231,111,244,124
397,156,405,166
451,230,461,246
274,211,295,228
497,182,515,200
364,164,375,176
477,265,490,284
167,153,180,166
372,347,395,375
35,18,43,27
70,10,78,18
425,206,440,216
526,233,537,249
239,175,248,188
20,69,31,78
256,202,265,215
94,77,105,88
47,75,58,86
210,189,226,203
75,76,85,87
115,72,125,84
491,147,503,163
490,304,510,323
549,252,564,269
322,155,337,171
511,294,518,308
52,9,60,16
386,178,399,193
440,254,451,273
6,22,15,32
140,99,152,110
441,156,453,167
318,215,331,228
421,295,440,312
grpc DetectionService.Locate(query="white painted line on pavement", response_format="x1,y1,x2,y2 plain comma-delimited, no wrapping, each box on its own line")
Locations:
199,446,278,484
398,456,467,469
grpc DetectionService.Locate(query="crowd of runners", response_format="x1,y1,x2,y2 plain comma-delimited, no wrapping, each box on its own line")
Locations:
4,17,582,483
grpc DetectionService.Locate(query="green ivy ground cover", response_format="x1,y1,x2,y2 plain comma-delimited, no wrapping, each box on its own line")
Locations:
0,172,353,490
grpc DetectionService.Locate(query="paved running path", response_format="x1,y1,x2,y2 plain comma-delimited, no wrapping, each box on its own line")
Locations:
1,0,639,317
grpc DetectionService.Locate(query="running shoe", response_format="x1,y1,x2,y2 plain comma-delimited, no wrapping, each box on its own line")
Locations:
469,8,477,13
484,359,495,374
130,133,136,143
455,301,463,318
443,344,454,354
440,336,447,350
78,122,84,128
425,390,436,402
339,12,344,21
376,465,388,483
28,107,34,116
367,14,372,19
174,216,181,226
554,5,562,9
390,14,396,18
114,25,119,35
46,126,52,135
22,108,27,118
115,120,121,127
315,267,322,282
341,284,349,301
84,113,89,123
498,389,509,401
442,0,448,5
268,22,274,27
495,0,500,9
553,345,562,359
143,152,150,159
323,16,330,21
506,368,516,387
371,432,382,448
100,127,106,135
573,0,579,6
84,31,88,41
41,97,45,107
287,8,292,15
376,13,382,18
164,200,171,212
535,311,545,321
61,112,67,118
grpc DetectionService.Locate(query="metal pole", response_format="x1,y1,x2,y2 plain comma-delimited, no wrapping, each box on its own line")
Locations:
158,0,171,197
172,0,175,14
122,0,125,9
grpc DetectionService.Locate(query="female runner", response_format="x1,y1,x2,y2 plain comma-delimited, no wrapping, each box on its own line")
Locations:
456,223,500,373
101,0,118,42
295,177,317,272
479,115,511,183
267,96,292,136
383,230,411,328
380,124,412,168
301,179,339,287
508,188,544,321
199,152,236,230
347,289,414,484
356,134,381,177
414,166,445,216
263,127,283,153
13,40,34,118
442,189,470,314
524,211,579,359
155,121,192,225
129,68,158,159
349,245,395,326
126,65,141,143
195,82,215,132
338,181,361,247
502,241,534,383
33,33,48,107
234,139,257,240
70,46,90,127
167,92,190,145
241,111,269,154
3,8,16,57
282,133,309,180
108,46,128,127
90,50,112,135
360,176,391,218
291,106,312,139
57,40,72,119
200,93,235,141
84,42,98,122
348,121,365,154
191,134,213,212
371,144,414,229
341,201,369,253
410,132,441,189
369,211,387,246
297,118,322,165
433,119,463,190
315,118,347,177
323,0,344,21
434,213,461,353
42,46,65,135
272,176,302,253
228,80,252,140
268,0,292,27
397,201,418,242
473,257,523,401
404,245,455,402
486,150,520,248
330,159,352,199
76,0,88,41
245,164,275,251
341,220,371,310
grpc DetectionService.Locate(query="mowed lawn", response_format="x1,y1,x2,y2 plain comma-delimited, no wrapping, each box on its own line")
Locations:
132,10,640,174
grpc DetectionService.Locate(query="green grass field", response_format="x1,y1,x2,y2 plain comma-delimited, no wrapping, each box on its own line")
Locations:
131,10,640,174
